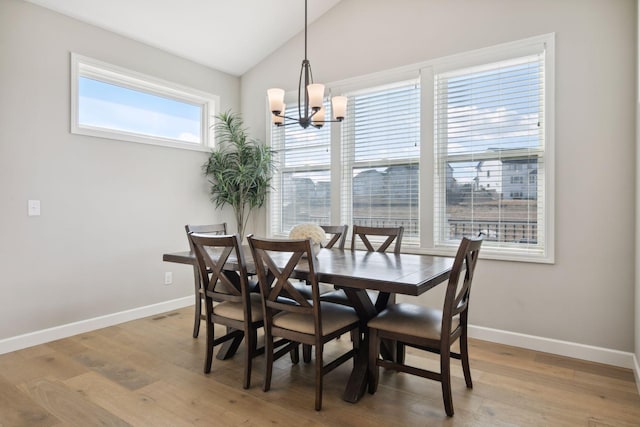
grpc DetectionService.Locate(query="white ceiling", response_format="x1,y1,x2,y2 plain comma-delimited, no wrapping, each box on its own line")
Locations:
24,0,343,76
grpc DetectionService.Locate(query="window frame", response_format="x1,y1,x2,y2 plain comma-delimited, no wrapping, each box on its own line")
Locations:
70,53,220,151
339,79,421,246
428,34,554,263
266,33,555,263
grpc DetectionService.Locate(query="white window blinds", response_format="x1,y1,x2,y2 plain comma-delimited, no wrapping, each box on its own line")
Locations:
341,80,420,244
434,52,546,256
270,103,331,236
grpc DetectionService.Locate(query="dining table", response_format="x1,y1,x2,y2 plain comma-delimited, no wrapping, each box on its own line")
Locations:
163,246,454,403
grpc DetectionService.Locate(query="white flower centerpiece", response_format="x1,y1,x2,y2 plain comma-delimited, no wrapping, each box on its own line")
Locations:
289,223,326,257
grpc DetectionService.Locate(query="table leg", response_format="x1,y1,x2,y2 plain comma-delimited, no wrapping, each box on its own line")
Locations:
343,330,370,402
375,292,397,362
342,288,377,403
216,327,243,360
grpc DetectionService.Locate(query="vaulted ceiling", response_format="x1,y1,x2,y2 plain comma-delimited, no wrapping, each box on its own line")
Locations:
24,0,343,76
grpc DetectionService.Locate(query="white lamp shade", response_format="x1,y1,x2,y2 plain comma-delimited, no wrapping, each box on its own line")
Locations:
332,96,347,120
307,83,325,110
267,88,285,114
312,106,325,127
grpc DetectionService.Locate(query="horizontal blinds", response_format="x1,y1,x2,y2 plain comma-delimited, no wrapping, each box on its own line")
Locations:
341,80,420,244
269,102,331,235
434,53,545,253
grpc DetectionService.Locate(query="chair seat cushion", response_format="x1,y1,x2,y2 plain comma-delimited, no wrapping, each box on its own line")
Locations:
273,302,358,335
367,303,459,340
212,293,263,323
320,289,379,305
289,281,334,299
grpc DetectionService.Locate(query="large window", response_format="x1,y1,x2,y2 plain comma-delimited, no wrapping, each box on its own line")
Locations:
71,54,219,150
268,34,554,262
341,81,420,243
434,51,549,260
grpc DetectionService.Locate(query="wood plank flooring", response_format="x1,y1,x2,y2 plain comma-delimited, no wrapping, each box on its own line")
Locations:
1,306,638,426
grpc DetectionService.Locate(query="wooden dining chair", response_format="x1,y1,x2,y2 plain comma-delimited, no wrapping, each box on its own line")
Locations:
188,232,264,389
247,235,360,410
291,224,349,363
185,223,227,338
367,236,483,417
351,225,404,254
320,224,349,250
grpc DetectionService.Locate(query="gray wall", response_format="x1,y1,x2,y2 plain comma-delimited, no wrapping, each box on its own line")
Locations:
636,0,640,381
0,0,240,339
242,0,636,352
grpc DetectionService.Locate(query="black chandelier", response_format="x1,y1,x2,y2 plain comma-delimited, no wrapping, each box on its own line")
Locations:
267,0,347,129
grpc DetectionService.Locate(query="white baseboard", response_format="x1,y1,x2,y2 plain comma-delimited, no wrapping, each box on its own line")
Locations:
469,324,636,369
0,296,193,355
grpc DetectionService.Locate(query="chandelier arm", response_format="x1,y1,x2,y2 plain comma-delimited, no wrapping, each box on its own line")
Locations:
276,120,309,128
274,113,301,122
281,116,343,125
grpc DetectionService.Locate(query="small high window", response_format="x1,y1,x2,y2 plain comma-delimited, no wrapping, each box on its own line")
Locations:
71,54,219,151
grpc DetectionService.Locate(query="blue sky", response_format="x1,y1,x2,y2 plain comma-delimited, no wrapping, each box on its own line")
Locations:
78,77,202,143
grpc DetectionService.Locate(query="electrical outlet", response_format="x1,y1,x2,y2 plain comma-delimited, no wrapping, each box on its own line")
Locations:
28,200,41,216
164,272,173,285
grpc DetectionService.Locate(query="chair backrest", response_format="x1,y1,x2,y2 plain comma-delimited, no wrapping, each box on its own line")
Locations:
188,232,252,309
351,225,404,254
247,235,323,334
320,225,348,249
185,223,227,253
442,236,483,337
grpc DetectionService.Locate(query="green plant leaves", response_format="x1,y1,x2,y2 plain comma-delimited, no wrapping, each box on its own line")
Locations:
203,110,275,236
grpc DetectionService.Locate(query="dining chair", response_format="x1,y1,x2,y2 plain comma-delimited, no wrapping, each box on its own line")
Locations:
188,232,263,389
291,225,349,363
320,224,349,250
247,235,360,411
272,225,350,365
367,236,483,417
185,223,227,338
351,225,404,254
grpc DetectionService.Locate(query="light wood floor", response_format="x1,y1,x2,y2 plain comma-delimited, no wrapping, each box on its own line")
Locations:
1,306,639,427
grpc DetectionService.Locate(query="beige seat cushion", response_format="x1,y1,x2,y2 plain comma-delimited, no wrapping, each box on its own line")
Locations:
289,281,334,299
212,293,263,323
273,302,358,335
367,303,459,340
320,289,379,305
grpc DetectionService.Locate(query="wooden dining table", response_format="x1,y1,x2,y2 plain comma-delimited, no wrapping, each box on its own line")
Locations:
163,246,454,403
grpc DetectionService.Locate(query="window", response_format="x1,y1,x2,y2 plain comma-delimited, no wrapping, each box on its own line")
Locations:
433,42,552,261
269,102,332,235
340,80,420,243
71,54,219,150
267,34,554,262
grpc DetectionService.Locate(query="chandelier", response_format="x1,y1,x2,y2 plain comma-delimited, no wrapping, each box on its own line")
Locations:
267,0,347,129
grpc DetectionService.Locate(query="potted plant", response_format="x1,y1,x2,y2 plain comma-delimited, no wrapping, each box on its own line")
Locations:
203,111,275,238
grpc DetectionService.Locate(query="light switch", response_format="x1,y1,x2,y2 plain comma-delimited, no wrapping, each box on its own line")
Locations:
28,200,40,216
